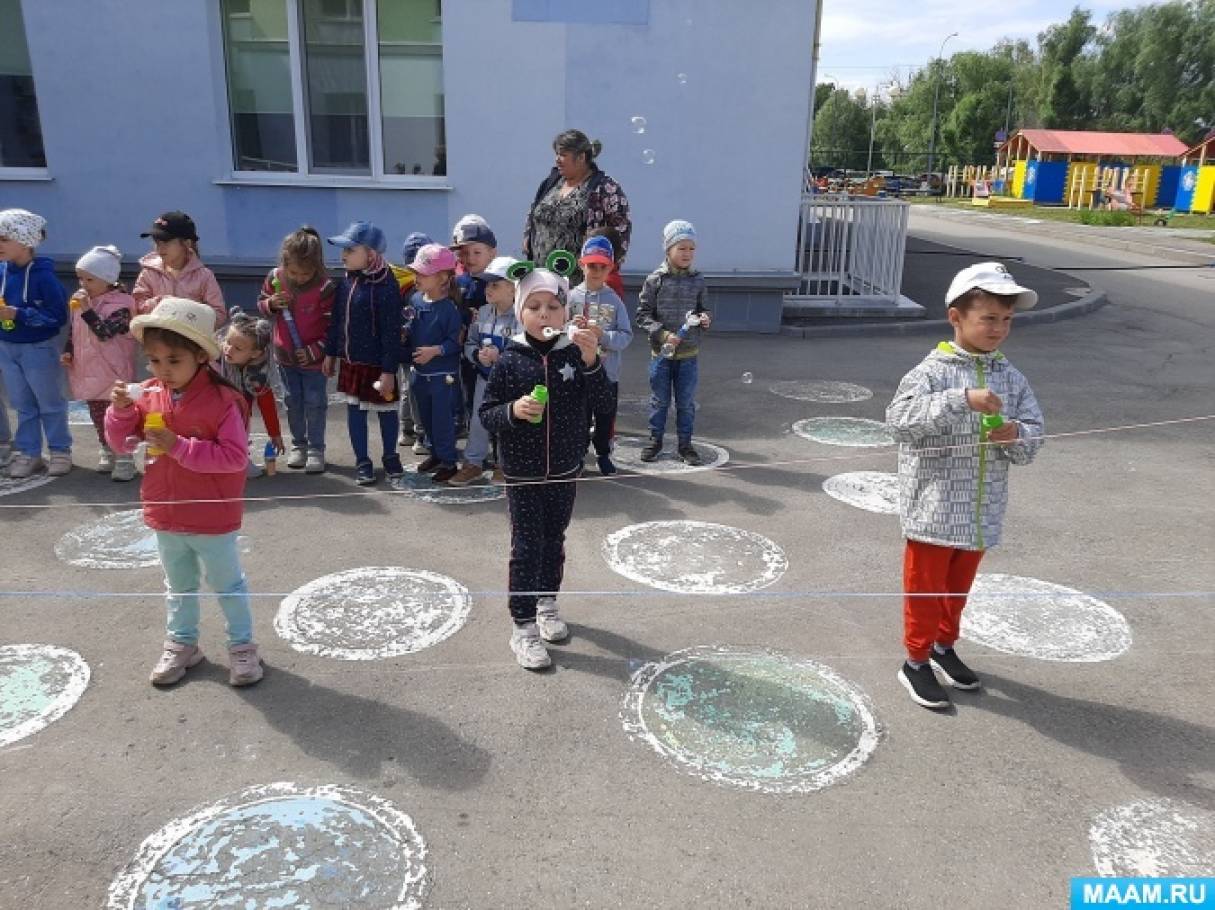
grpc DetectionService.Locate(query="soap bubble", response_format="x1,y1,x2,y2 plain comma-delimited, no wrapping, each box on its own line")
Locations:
641,149,656,165
630,116,647,134
676,73,688,85
741,372,754,384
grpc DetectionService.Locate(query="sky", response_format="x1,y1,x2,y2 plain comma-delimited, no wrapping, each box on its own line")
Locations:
817,0,1157,94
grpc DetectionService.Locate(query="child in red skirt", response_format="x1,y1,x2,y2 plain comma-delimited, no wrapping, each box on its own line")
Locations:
322,222,402,486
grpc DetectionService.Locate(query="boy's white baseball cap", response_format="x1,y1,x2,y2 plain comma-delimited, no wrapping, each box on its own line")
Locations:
481,256,518,282
946,262,1038,311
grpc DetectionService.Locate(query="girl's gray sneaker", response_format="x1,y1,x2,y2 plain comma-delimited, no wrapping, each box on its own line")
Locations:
112,455,137,482
287,446,307,469
535,597,569,642
305,449,326,474
510,623,552,670
150,641,204,686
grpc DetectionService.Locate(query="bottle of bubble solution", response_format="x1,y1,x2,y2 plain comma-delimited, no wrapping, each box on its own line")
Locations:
143,413,166,465
661,311,703,359
528,385,549,424
981,413,1005,434
263,440,277,476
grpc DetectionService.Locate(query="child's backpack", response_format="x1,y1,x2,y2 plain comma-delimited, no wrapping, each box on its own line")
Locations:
390,264,418,362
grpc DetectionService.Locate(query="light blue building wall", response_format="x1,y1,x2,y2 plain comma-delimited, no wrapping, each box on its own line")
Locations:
3,0,816,330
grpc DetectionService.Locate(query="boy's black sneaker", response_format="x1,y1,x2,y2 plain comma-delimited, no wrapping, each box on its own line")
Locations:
355,461,377,486
431,464,458,484
929,648,981,690
677,443,702,466
382,454,405,479
898,661,951,709
640,438,662,462
417,455,442,473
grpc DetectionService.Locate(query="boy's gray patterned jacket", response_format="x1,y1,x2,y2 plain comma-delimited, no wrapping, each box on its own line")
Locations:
635,262,707,358
885,341,1044,550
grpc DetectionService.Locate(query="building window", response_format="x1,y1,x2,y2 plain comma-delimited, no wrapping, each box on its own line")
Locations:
0,0,48,170
221,0,446,180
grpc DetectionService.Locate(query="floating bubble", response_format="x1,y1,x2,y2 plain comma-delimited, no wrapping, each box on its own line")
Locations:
741,372,753,384
677,73,688,85
630,116,647,134
642,149,656,165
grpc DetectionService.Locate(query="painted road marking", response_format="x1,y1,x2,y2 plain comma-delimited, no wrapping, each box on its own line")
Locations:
769,380,873,404
275,567,471,660
822,471,900,515
792,417,894,448
106,782,429,909
621,645,880,792
0,644,90,748
602,520,787,594
1090,799,1215,876
962,574,1132,662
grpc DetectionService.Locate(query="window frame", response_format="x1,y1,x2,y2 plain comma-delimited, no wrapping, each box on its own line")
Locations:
0,0,50,179
218,0,449,189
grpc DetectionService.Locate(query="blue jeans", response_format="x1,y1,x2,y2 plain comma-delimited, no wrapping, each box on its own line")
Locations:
346,405,399,466
648,354,698,442
280,365,328,452
411,370,459,465
156,530,253,647
0,338,71,456
0,373,10,445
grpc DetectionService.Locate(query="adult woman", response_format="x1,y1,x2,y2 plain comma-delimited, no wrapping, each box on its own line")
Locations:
522,130,632,281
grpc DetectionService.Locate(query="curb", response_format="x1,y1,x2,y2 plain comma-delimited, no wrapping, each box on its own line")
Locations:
779,286,1108,339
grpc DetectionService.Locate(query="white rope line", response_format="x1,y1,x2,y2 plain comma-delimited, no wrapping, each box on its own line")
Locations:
0,413,1210,512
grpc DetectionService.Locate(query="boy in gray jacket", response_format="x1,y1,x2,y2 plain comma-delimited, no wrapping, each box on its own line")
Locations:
886,262,1044,710
635,219,711,464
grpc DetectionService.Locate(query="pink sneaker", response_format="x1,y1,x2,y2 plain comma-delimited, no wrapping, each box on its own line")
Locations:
228,643,264,687
150,641,204,686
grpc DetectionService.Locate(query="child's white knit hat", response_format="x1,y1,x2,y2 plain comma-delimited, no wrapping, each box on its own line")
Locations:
76,245,123,285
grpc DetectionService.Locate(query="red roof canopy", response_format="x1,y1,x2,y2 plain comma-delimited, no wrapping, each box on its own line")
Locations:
1004,129,1188,158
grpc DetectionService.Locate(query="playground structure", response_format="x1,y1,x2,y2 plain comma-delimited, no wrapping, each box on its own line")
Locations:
945,129,1215,215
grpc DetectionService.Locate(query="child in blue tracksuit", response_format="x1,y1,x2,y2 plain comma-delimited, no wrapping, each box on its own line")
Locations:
322,221,402,487
404,243,464,485
450,256,519,486
0,209,71,478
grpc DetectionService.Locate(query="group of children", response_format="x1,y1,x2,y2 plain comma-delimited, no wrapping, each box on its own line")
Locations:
1,204,1044,699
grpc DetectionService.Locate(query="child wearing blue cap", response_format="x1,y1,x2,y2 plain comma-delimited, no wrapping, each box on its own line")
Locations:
322,221,403,486
570,235,632,474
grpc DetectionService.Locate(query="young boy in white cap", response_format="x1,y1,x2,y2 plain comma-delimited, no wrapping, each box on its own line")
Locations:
635,219,711,465
886,262,1045,710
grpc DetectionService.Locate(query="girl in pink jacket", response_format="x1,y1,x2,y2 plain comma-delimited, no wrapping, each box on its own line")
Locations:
106,297,262,689
133,211,226,326
60,245,138,480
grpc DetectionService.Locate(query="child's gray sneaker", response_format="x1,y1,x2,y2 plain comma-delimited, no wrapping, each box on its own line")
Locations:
510,622,552,670
98,446,115,473
112,455,137,482
150,641,204,686
228,643,264,687
47,451,73,476
305,449,326,474
286,446,307,469
0,443,11,469
535,597,569,642
8,453,44,478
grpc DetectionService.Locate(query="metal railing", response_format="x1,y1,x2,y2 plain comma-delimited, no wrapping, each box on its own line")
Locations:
786,194,909,307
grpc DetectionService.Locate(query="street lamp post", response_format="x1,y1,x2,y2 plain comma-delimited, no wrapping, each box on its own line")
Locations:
867,80,891,177
926,32,958,178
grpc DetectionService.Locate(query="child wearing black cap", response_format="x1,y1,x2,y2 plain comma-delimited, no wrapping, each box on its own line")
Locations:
133,210,227,326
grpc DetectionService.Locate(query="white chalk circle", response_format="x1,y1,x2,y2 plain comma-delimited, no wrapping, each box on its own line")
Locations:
106,782,429,910
55,510,251,570
0,471,54,498
822,471,900,515
0,644,91,748
68,400,95,426
792,417,894,448
603,520,787,594
390,465,505,505
961,574,1132,662
1090,799,1215,876
769,380,873,404
621,646,880,793
275,567,471,660
610,435,729,476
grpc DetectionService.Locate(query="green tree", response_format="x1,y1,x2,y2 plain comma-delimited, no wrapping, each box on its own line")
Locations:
1037,8,1095,129
812,88,873,170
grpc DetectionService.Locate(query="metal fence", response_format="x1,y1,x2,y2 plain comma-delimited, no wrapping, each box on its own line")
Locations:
786,194,910,308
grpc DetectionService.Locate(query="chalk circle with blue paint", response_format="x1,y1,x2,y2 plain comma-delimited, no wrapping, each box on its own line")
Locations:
55,509,251,570
821,471,900,515
275,567,471,660
105,782,429,910
792,417,894,448
390,465,505,505
602,520,787,594
1089,799,1215,876
0,472,54,499
0,644,91,748
768,380,873,404
621,646,880,793
609,436,729,476
961,574,1132,662
67,400,95,425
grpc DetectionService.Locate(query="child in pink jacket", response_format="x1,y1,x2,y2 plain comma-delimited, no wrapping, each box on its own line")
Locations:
133,211,226,326
60,245,138,480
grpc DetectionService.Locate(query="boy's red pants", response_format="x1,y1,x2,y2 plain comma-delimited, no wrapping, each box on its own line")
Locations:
902,539,985,662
